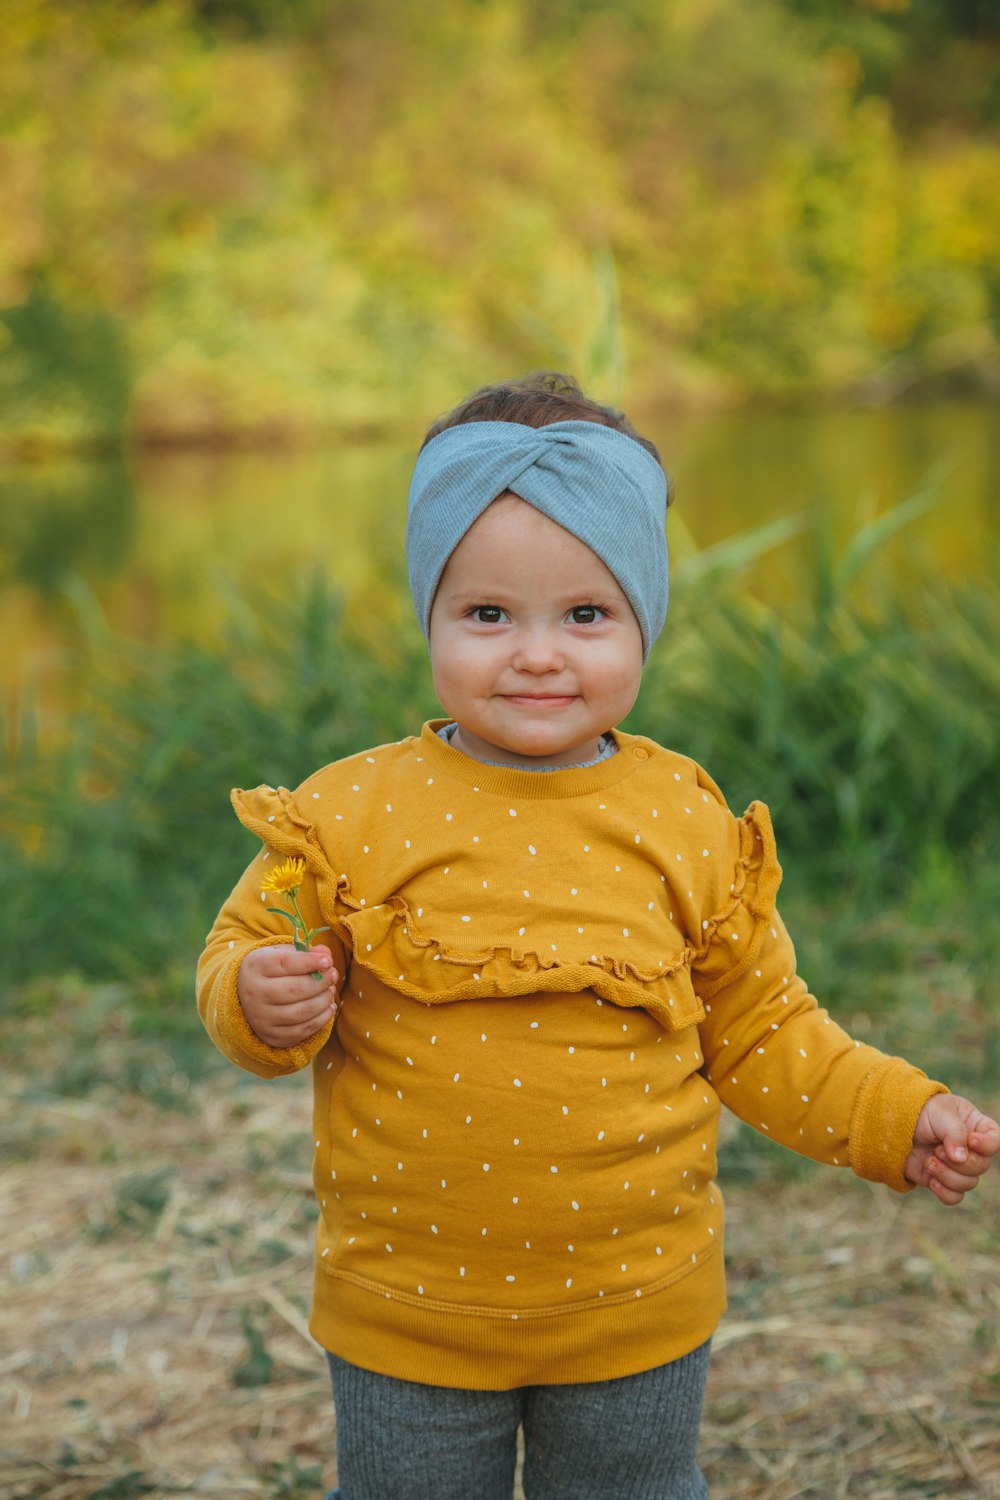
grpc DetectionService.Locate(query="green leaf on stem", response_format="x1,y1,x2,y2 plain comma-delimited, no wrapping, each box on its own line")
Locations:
265,906,297,922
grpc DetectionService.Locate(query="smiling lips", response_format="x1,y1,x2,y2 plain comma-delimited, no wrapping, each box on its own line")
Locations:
503,694,578,708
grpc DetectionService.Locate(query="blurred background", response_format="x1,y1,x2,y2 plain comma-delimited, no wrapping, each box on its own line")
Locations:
1,2,999,1494
4,0,999,994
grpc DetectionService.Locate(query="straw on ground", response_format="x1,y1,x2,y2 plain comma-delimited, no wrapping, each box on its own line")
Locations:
2,1015,997,1500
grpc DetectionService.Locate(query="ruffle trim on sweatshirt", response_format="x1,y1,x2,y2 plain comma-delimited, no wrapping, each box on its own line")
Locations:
232,782,706,1031
335,899,705,1029
232,782,339,881
691,799,784,1000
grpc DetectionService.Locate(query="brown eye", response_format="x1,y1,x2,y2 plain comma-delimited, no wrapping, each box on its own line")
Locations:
569,605,603,624
473,606,506,624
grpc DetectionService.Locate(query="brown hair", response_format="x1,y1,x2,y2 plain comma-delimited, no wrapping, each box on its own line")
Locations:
421,372,667,492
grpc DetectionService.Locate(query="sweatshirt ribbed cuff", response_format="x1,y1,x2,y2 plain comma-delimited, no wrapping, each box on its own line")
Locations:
848,1057,949,1193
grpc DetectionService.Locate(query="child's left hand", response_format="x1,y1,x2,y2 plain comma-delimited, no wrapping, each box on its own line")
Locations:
905,1094,1000,1204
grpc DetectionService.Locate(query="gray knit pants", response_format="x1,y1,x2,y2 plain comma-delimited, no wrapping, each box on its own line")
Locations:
324,1340,711,1499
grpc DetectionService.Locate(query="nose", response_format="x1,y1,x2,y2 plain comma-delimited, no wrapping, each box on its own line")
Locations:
511,627,565,675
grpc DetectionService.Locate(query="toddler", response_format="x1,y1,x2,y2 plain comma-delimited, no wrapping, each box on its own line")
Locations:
197,373,998,1500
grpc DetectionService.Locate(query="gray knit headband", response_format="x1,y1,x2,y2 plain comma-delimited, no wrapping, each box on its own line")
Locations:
406,419,669,659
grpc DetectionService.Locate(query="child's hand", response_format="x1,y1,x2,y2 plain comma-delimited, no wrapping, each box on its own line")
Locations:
904,1095,1000,1205
237,944,339,1048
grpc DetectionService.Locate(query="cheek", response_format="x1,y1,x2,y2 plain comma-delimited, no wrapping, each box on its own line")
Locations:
615,633,644,694
428,652,453,707
596,646,643,709
429,640,486,706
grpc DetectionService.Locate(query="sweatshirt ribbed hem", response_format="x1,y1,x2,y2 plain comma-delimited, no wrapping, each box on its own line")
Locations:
309,1247,725,1390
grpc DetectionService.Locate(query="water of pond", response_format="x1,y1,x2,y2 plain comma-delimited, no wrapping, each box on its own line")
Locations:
3,401,997,738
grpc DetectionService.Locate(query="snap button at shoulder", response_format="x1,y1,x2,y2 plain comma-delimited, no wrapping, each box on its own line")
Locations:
632,745,650,761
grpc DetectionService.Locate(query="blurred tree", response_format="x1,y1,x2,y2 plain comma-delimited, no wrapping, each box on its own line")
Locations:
128,0,330,36
0,0,997,445
0,284,131,450
0,457,134,599
776,0,1000,125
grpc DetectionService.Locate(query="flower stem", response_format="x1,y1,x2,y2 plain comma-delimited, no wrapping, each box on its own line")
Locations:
289,888,323,980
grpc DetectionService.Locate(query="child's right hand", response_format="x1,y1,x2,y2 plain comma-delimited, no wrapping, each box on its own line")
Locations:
237,945,339,1048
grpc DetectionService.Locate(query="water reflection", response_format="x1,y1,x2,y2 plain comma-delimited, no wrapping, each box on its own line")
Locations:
2,402,997,735
663,402,998,585
0,456,135,598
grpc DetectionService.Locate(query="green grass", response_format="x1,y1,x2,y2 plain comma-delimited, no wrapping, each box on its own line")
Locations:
232,1307,276,1388
1,570,438,982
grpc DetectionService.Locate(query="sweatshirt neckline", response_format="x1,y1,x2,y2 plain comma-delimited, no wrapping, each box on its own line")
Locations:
413,719,654,800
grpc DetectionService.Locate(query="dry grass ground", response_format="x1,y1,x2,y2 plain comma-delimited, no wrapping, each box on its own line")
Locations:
2,1001,998,1500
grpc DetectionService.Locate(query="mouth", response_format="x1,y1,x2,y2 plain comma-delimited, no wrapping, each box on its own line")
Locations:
503,694,577,709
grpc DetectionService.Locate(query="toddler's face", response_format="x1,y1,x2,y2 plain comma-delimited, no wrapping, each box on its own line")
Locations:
428,493,644,767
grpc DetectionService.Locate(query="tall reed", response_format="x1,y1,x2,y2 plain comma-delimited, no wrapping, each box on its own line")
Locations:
3,516,998,1026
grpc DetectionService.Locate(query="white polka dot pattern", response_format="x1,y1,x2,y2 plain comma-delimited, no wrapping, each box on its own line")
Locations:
199,719,937,1384
315,972,721,1308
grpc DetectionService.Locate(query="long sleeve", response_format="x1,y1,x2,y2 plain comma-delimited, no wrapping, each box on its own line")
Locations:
196,839,349,1079
191,725,959,1390
690,802,947,1192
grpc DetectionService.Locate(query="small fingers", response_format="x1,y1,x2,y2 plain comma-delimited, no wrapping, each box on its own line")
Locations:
926,1156,980,1201
969,1124,1000,1159
269,993,338,1028
257,995,339,1047
933,1144,992,1179
927,1176,965,1206
269,971,337,1005
271,944,335,976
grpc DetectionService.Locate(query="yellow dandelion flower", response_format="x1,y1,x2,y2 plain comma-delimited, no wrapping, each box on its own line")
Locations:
261,856,306,896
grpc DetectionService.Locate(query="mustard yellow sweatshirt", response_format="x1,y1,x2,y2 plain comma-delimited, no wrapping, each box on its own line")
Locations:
196,721,945,1389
